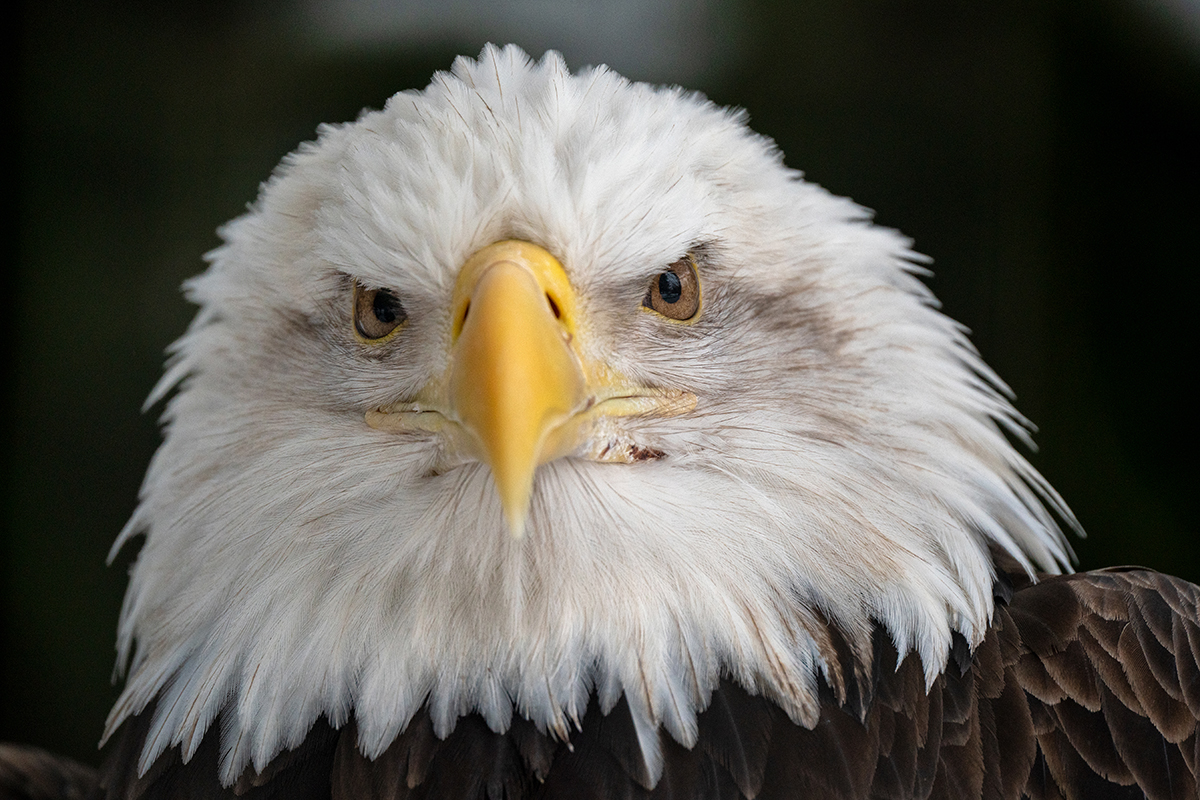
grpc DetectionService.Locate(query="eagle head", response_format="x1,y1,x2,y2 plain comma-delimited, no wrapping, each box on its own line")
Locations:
105,45,1072,785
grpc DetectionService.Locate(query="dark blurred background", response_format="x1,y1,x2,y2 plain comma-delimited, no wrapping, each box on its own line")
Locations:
6,0,1198,766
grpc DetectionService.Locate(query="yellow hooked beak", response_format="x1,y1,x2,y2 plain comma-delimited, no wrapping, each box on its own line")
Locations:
449,242,587,536
365,240,697,538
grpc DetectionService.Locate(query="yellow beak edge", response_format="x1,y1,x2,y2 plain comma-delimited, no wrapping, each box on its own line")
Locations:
449,241,587,537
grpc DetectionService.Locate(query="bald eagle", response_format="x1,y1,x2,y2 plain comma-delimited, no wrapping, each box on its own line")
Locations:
5,45,1199,800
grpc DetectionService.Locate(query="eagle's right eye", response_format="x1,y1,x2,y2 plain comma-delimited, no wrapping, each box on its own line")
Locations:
353,283,407,342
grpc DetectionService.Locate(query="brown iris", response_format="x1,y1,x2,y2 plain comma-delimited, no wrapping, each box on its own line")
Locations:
353,283,407,341
644,255,701,321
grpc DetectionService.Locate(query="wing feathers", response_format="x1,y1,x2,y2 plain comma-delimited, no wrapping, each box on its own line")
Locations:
1013,569,1200,800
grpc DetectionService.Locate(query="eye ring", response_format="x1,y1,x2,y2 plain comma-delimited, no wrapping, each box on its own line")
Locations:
353,282,407,342
643,254,701,322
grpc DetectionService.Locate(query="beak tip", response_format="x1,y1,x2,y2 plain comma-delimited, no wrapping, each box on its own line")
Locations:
506,514,527,540
498,477,533,540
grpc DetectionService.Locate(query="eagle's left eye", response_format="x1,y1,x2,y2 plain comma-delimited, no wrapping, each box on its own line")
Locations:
643,255,701,322
353,283,407,342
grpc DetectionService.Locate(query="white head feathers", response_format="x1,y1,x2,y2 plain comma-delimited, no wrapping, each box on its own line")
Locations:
106,45,1074,786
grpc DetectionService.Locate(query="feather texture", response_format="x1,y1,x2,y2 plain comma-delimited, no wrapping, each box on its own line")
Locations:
104,45,1076,783
97,568,1200,799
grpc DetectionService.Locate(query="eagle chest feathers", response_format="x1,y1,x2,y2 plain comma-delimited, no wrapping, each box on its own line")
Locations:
20,44,1199,800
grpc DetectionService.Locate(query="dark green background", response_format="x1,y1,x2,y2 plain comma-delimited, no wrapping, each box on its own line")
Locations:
6,0,1198,765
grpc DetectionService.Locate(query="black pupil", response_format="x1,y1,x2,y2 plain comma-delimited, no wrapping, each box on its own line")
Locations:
658,271,682,304
373,291,400,324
